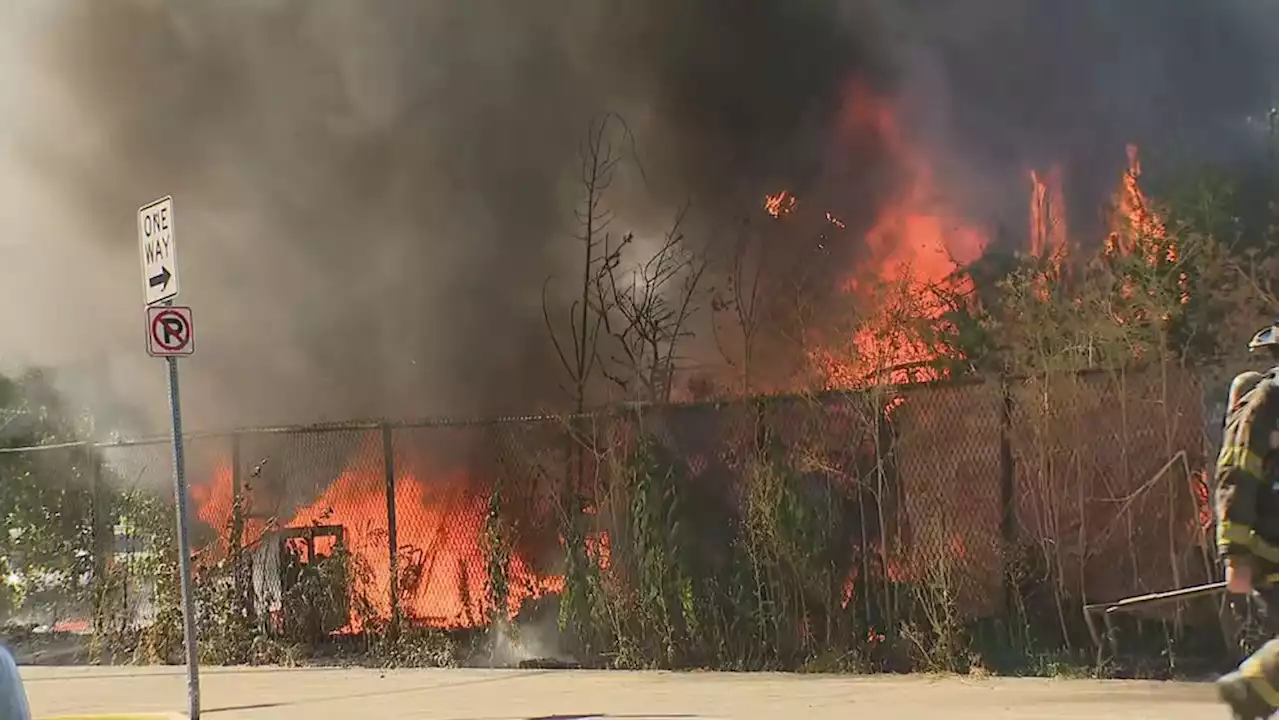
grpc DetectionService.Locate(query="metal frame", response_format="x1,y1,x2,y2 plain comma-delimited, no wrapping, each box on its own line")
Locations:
1083,581,1228,663
245,524,350,634
278,524,347,568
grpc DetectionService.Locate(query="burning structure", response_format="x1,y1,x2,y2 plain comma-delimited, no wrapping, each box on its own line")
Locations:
191,431,569,635
247,525,350,637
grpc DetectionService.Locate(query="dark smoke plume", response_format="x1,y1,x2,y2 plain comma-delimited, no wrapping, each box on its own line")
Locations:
0,1,1272,435
0,0,881,433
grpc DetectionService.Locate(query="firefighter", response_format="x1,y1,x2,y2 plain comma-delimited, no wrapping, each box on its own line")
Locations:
1215,324,1279,719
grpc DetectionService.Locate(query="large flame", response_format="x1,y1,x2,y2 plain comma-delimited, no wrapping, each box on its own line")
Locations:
1108,143,1169,255
759,93,1189,390
193,442,563,632
801,84,989,388
1029,165,1068,263
1103,144,1189,323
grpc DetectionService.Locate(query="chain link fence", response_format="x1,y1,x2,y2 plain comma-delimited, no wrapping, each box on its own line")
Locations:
0,363,1237,667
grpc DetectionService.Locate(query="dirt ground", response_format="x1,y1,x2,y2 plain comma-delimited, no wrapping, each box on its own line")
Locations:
21,666,1226,720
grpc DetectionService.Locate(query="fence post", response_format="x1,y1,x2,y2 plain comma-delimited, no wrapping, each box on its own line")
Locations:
90,455,108,641
382,423,400,638
229,433,245,615
230,433,241,518
998,375,1017,615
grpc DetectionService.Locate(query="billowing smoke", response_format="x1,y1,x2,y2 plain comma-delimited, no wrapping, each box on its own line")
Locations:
0,0,1272,436
0,0,882,433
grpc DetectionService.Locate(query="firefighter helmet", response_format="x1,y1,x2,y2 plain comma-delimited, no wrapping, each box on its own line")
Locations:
1248,324,1278,354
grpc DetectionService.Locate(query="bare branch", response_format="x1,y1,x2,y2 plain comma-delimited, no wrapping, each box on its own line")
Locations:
542,276,575,381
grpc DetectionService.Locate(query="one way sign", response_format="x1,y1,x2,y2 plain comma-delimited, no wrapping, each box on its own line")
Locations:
137,196,180,306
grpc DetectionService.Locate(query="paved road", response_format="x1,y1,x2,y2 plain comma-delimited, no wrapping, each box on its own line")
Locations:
21,666,1224,720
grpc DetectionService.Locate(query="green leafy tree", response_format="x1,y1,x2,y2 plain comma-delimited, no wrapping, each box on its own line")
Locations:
0,370,98,625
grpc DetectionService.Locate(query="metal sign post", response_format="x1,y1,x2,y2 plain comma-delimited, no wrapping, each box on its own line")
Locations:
138,196,200,720
163,319,199,720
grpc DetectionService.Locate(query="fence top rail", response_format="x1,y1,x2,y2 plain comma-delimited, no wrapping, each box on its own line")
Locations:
0,359,1234,456
0,380,980,455
0,412,579,454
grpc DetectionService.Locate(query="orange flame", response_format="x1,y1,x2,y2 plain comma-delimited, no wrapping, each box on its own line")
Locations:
1108,143,1168,256
816,83,988,387
1103,144,1189,320
194,442,563,633
764,191,797,218
1029,166,1067,262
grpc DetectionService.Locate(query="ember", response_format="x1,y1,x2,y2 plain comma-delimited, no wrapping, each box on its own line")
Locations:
764,191,797,218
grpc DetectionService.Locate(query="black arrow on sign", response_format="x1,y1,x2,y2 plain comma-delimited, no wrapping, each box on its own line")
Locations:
149,266,172,290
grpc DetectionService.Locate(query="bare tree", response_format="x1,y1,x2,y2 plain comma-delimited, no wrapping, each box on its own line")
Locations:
539,114,644,650
542,113,636,415
597,201,709,404
710,209,837,395
543,114,712,408
711,215,768,395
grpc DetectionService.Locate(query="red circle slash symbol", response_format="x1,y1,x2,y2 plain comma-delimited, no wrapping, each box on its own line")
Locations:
151,309,190,352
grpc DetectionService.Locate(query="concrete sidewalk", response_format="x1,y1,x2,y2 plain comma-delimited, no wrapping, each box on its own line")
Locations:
21,666,1223,720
